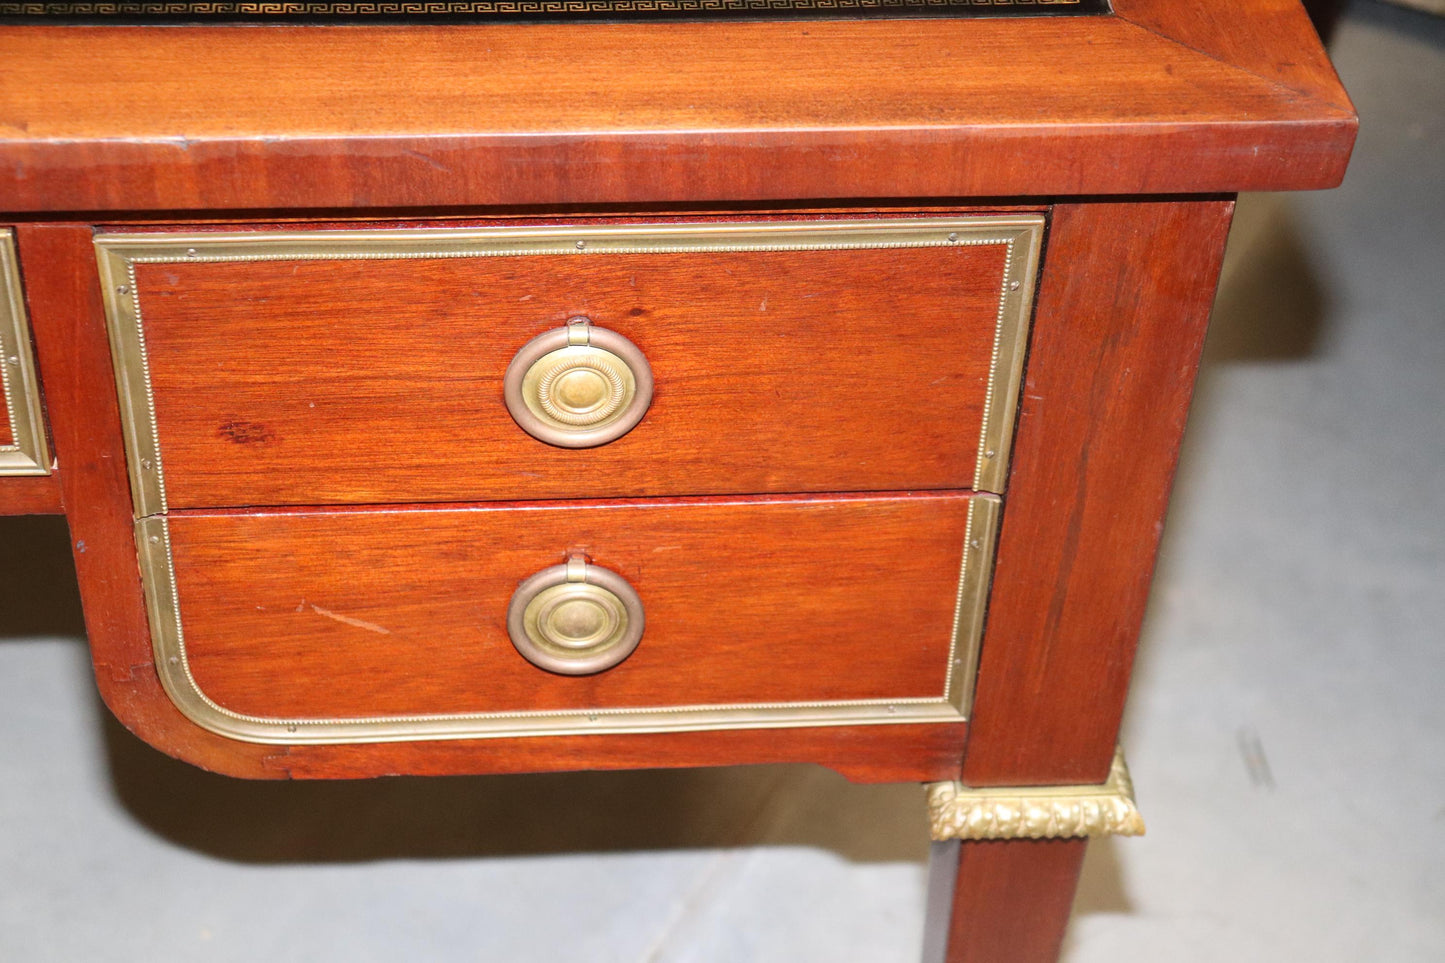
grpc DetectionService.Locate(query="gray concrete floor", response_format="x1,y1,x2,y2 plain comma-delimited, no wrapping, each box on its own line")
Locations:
2,3,1442,959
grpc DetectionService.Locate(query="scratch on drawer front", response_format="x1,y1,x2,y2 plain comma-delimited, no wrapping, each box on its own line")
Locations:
308,604,391,635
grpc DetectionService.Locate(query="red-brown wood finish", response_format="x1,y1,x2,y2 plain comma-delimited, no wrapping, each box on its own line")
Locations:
131,243,1008,508
18,224,152,681
168,492,973,718
17,222,970,780
935,199,1232,959
275,720,967,783
2,22,1355,963
0,294,62,513
0,9,1354,213
963,201,1235,787
0,474,63,515
16,223,272,777
104,207,1046,229
1114,0,1353,109
0,6,1359,959
110,659,967,783
941,840,1089,963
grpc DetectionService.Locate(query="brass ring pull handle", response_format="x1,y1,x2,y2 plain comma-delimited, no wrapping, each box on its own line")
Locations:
503,317,653,448
506,556,646,676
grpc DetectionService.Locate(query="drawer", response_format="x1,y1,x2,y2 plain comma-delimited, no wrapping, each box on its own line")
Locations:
138,491,999,744
0,230,50,476
97,218,1042,514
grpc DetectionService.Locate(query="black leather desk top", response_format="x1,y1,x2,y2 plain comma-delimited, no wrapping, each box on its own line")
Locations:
0,0,1107,25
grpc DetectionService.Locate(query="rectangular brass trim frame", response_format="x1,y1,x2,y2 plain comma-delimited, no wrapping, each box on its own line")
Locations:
136,495,1000,745
103,218,1030,745
947,495,1003,717
975,218,1044,494
0,230,51,476
95,216,1044,518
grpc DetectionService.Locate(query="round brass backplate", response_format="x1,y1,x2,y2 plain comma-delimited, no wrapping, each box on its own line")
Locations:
506,560,645,675
503,320,653,448
525,346,634,427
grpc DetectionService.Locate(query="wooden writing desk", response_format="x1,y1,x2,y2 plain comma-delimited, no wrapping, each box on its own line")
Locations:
0,4,1354,958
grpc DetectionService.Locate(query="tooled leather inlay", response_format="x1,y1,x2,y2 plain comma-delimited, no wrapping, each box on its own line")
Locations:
0,0,1106,25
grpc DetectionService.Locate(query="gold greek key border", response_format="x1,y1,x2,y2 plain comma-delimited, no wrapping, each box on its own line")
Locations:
96,217,1043,517
137,496,999,744
98,217,1039,744
927,748,1145,840
0,230,51,476
0,0,1085,17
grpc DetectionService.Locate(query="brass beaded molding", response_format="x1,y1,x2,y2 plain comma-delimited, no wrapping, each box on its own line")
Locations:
0,231,51,476
95,218,1043,516
97,218,1041,745
927,748,1145,841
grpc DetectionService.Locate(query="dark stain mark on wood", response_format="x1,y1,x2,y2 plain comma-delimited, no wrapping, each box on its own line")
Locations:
218,420,277,444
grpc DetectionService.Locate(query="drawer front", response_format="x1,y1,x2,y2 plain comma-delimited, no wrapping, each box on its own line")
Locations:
139,492,999,744
0,230,50,475
98,218,1041,514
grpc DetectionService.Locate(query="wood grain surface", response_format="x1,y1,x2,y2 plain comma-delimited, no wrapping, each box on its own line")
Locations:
939,839,1088,963
17,225,150,681
0,7,1354,212
0,474,63,515
1115,0,1354,110
0,14,1351,954
13,222,973,781
134,242,1006,508
117,660,971,783
962,200,1234,787
167,492,972,719
16,223,273,776
269,718,970,783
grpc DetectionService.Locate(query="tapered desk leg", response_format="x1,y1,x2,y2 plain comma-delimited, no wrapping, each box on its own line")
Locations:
923,838,1087,963
922,751,1144,962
